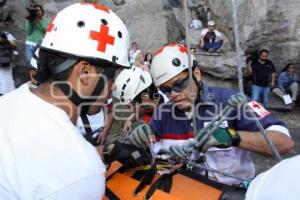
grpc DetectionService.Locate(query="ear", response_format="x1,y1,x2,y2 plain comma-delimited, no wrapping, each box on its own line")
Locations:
76,61,90,86
193,67,202,82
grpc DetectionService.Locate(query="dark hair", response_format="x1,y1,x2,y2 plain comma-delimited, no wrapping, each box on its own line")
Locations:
259,49,269,55
281,63,295,73
133,82,159,103
34,5,44,16
144,52,153,63
131,42,137,46
35,49,74,83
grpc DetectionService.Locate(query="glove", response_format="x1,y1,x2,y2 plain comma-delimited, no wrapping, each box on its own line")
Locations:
198,128,241,152
107,141,152,169
126,124,156,150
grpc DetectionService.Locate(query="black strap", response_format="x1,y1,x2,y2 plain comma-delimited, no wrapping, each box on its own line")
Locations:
144,172,175,200
80,114,97,146
105,186,120,200
133,167,157,196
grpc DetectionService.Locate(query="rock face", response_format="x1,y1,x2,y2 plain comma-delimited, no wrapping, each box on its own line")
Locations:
3,0,300,79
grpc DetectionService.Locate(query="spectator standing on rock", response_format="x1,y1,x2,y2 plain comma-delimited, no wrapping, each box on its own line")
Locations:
144,52,153,70
0,31,16,95
199,20,224,53
272,63,299,107
129,41,141,65
134,52,149,72
248,49,276,107
25,4,49,64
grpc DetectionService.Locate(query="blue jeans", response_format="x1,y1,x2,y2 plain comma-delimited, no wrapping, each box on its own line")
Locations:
251,85,270,107
25,43,37,64
204,40,223,51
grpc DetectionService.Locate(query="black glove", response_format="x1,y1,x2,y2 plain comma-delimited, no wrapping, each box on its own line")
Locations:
107,141,152,169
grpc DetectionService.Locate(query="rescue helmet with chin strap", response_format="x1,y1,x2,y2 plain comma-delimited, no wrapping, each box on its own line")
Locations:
113,67,153,104
150,43,198,86
40,3,130,73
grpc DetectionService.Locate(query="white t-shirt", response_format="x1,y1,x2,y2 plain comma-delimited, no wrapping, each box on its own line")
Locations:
200,28,222,42
0,84,106,200
129,49,141,65
246,155,300,200
0,32,16,94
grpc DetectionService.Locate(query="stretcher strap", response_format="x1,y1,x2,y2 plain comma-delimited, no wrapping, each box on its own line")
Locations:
105,187,120,200
133,167,157,196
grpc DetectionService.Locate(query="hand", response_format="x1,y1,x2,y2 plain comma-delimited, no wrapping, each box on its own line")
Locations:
126,124,155,150
270,82,275,88
97,132,107,145
123,120,133,133
197,128,241,152
109,141,152,169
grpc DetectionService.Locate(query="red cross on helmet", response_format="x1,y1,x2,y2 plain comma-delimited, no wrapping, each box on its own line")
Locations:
150,43,198,86
40,3,130,69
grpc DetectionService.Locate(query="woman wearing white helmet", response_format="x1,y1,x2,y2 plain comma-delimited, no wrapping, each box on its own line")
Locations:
0,3,151,200
113,66,168,133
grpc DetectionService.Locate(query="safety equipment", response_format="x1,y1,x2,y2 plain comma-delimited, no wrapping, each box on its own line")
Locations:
126,124,155,150
150,43,197,86
40,3,130,70
104,160,246,200
113,67,152,104
106,141,152,169
197,128,241,152
170,128,241,158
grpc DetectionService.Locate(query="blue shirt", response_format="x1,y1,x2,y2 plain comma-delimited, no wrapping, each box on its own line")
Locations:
150,84,288,185
277,71,299,92
150,85,286,140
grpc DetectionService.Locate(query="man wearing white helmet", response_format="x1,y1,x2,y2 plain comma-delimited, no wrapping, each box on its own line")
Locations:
113,66,168,133
133,43,293,186
200,20,224,53
0,3,150,199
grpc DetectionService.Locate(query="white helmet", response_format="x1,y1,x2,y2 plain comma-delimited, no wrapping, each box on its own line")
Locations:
40,3,130,70
150,43,197,86
113,67,152,104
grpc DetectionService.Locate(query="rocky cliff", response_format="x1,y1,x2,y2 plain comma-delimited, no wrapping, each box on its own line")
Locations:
1,0,299,79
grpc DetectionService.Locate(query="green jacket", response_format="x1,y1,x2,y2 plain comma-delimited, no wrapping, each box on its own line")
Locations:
25,18,50,44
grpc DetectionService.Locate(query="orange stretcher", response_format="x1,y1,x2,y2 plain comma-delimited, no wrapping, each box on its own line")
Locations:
103,161,244,200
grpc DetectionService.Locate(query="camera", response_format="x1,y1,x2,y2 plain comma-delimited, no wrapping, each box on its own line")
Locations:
25,5,38,20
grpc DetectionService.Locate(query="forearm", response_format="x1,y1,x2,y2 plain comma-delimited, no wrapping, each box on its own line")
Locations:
271,73,276,83
238,130,294,156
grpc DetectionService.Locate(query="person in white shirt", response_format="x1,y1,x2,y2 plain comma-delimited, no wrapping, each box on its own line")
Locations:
129,41,141,65
0,3,148,200
246,155,300,200
200,21,224,53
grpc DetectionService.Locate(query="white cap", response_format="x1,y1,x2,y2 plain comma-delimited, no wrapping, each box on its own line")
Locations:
208,20,216,26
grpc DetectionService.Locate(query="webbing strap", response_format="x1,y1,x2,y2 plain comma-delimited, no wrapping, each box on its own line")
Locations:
80,114,97,146
144,172,175,200
133,167,157,196
105,186,120,200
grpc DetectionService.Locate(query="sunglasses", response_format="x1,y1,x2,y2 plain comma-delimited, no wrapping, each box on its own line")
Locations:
159,75,190,95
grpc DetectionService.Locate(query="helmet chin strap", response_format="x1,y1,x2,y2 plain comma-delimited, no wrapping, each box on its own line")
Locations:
56,66,116,116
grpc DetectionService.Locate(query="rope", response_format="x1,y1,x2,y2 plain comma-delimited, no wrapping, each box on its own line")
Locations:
183,0,198,137
231,0,282,161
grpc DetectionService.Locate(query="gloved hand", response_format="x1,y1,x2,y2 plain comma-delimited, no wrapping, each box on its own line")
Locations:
197,128,241,152
169,128,241,159
106,140,152,169
126,124,156,150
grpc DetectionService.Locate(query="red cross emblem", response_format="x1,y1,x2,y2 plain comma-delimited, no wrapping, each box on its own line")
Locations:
81,3,110,13
90,24,115,53
47,16,56,33
155,43,187,56
251,102,261,109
